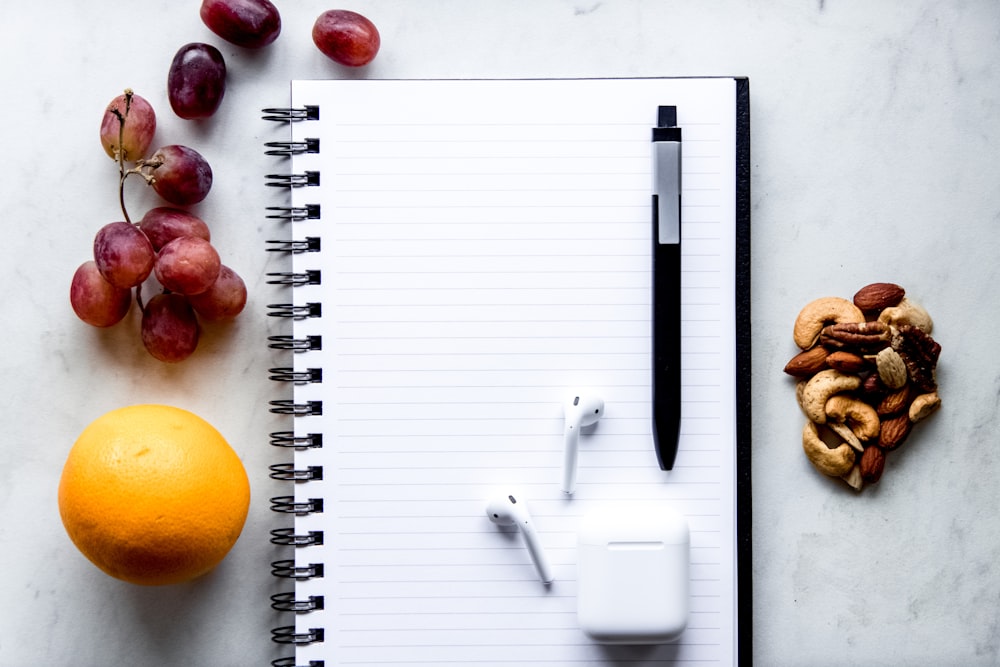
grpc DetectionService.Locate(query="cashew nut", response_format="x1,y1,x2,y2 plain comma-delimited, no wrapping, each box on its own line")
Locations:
802,421,856,477
825,395,880,446
800,369,861,424
909,391,941,423
792,296,865,349
878,297,933,334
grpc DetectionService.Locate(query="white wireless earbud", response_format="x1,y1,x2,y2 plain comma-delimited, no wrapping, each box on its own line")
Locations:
486,492,553,584
562,391,605,495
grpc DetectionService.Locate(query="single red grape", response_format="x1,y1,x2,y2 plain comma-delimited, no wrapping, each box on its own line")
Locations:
141,293,200,363
168,43,227,120
188,265,247,321
200,0,281,49
99,91,157,161
312,10,380,67
93,221,155,289
70,261,133,327
155,236,221,296
148,145,213,206
139,207,211,251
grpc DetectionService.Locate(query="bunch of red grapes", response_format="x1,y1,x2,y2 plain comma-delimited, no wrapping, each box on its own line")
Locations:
70,90,247,363
69,1,382,363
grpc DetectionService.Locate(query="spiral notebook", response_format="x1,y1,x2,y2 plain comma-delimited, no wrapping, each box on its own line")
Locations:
265,77,751,667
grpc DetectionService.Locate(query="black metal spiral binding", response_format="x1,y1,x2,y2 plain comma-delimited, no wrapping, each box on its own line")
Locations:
265,204,321,220
271,657,325,667
269,367,323,383
265,138,320,156
262,105,320,122
269,464,324,482
266,237,321,253
266,171,321,188
271,625,325,646
268,335,323,351
268,303,322,319
267,270,322,286
267,102,325,663
271,559,325,580
269,400,323,416
270,528,324,546
271,592,326,612
269,430,323,448
271,496,324,514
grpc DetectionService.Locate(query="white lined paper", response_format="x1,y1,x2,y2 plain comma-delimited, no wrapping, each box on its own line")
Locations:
284,78,738,666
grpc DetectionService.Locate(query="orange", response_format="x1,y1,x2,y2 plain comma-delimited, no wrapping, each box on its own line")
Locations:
58,404,250,586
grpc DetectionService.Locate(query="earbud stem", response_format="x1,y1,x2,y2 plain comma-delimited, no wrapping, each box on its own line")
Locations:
562,426,579,495
519,519,554,583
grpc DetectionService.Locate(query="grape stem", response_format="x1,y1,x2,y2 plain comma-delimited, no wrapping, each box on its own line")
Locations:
117,91,135,224
110,109,131,225
131,158,163,184
113,90,163,226
136,282,145,313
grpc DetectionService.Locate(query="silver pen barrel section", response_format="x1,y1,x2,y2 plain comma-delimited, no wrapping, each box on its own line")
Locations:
652,140,681,244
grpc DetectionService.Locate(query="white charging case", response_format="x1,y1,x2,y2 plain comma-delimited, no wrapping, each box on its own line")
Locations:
576,504,690,644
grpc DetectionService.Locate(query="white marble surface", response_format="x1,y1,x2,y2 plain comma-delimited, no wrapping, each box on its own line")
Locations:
1,1,998,665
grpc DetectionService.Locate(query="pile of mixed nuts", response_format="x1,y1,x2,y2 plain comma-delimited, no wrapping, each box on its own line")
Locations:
784,283,942,490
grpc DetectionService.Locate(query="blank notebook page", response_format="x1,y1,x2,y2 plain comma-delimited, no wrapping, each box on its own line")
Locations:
285,77,738,665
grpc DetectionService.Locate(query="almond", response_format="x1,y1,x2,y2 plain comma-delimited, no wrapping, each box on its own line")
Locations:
877,384,911,417
859,445,886,483
826,350,867,373
878,414,913,451
853,282,905,313
783,346,829,377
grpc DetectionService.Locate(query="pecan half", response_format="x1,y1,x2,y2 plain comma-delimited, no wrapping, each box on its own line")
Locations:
892,325,941,392
820,321,891,353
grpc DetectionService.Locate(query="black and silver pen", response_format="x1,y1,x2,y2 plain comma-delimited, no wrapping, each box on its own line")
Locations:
651,105,681,471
